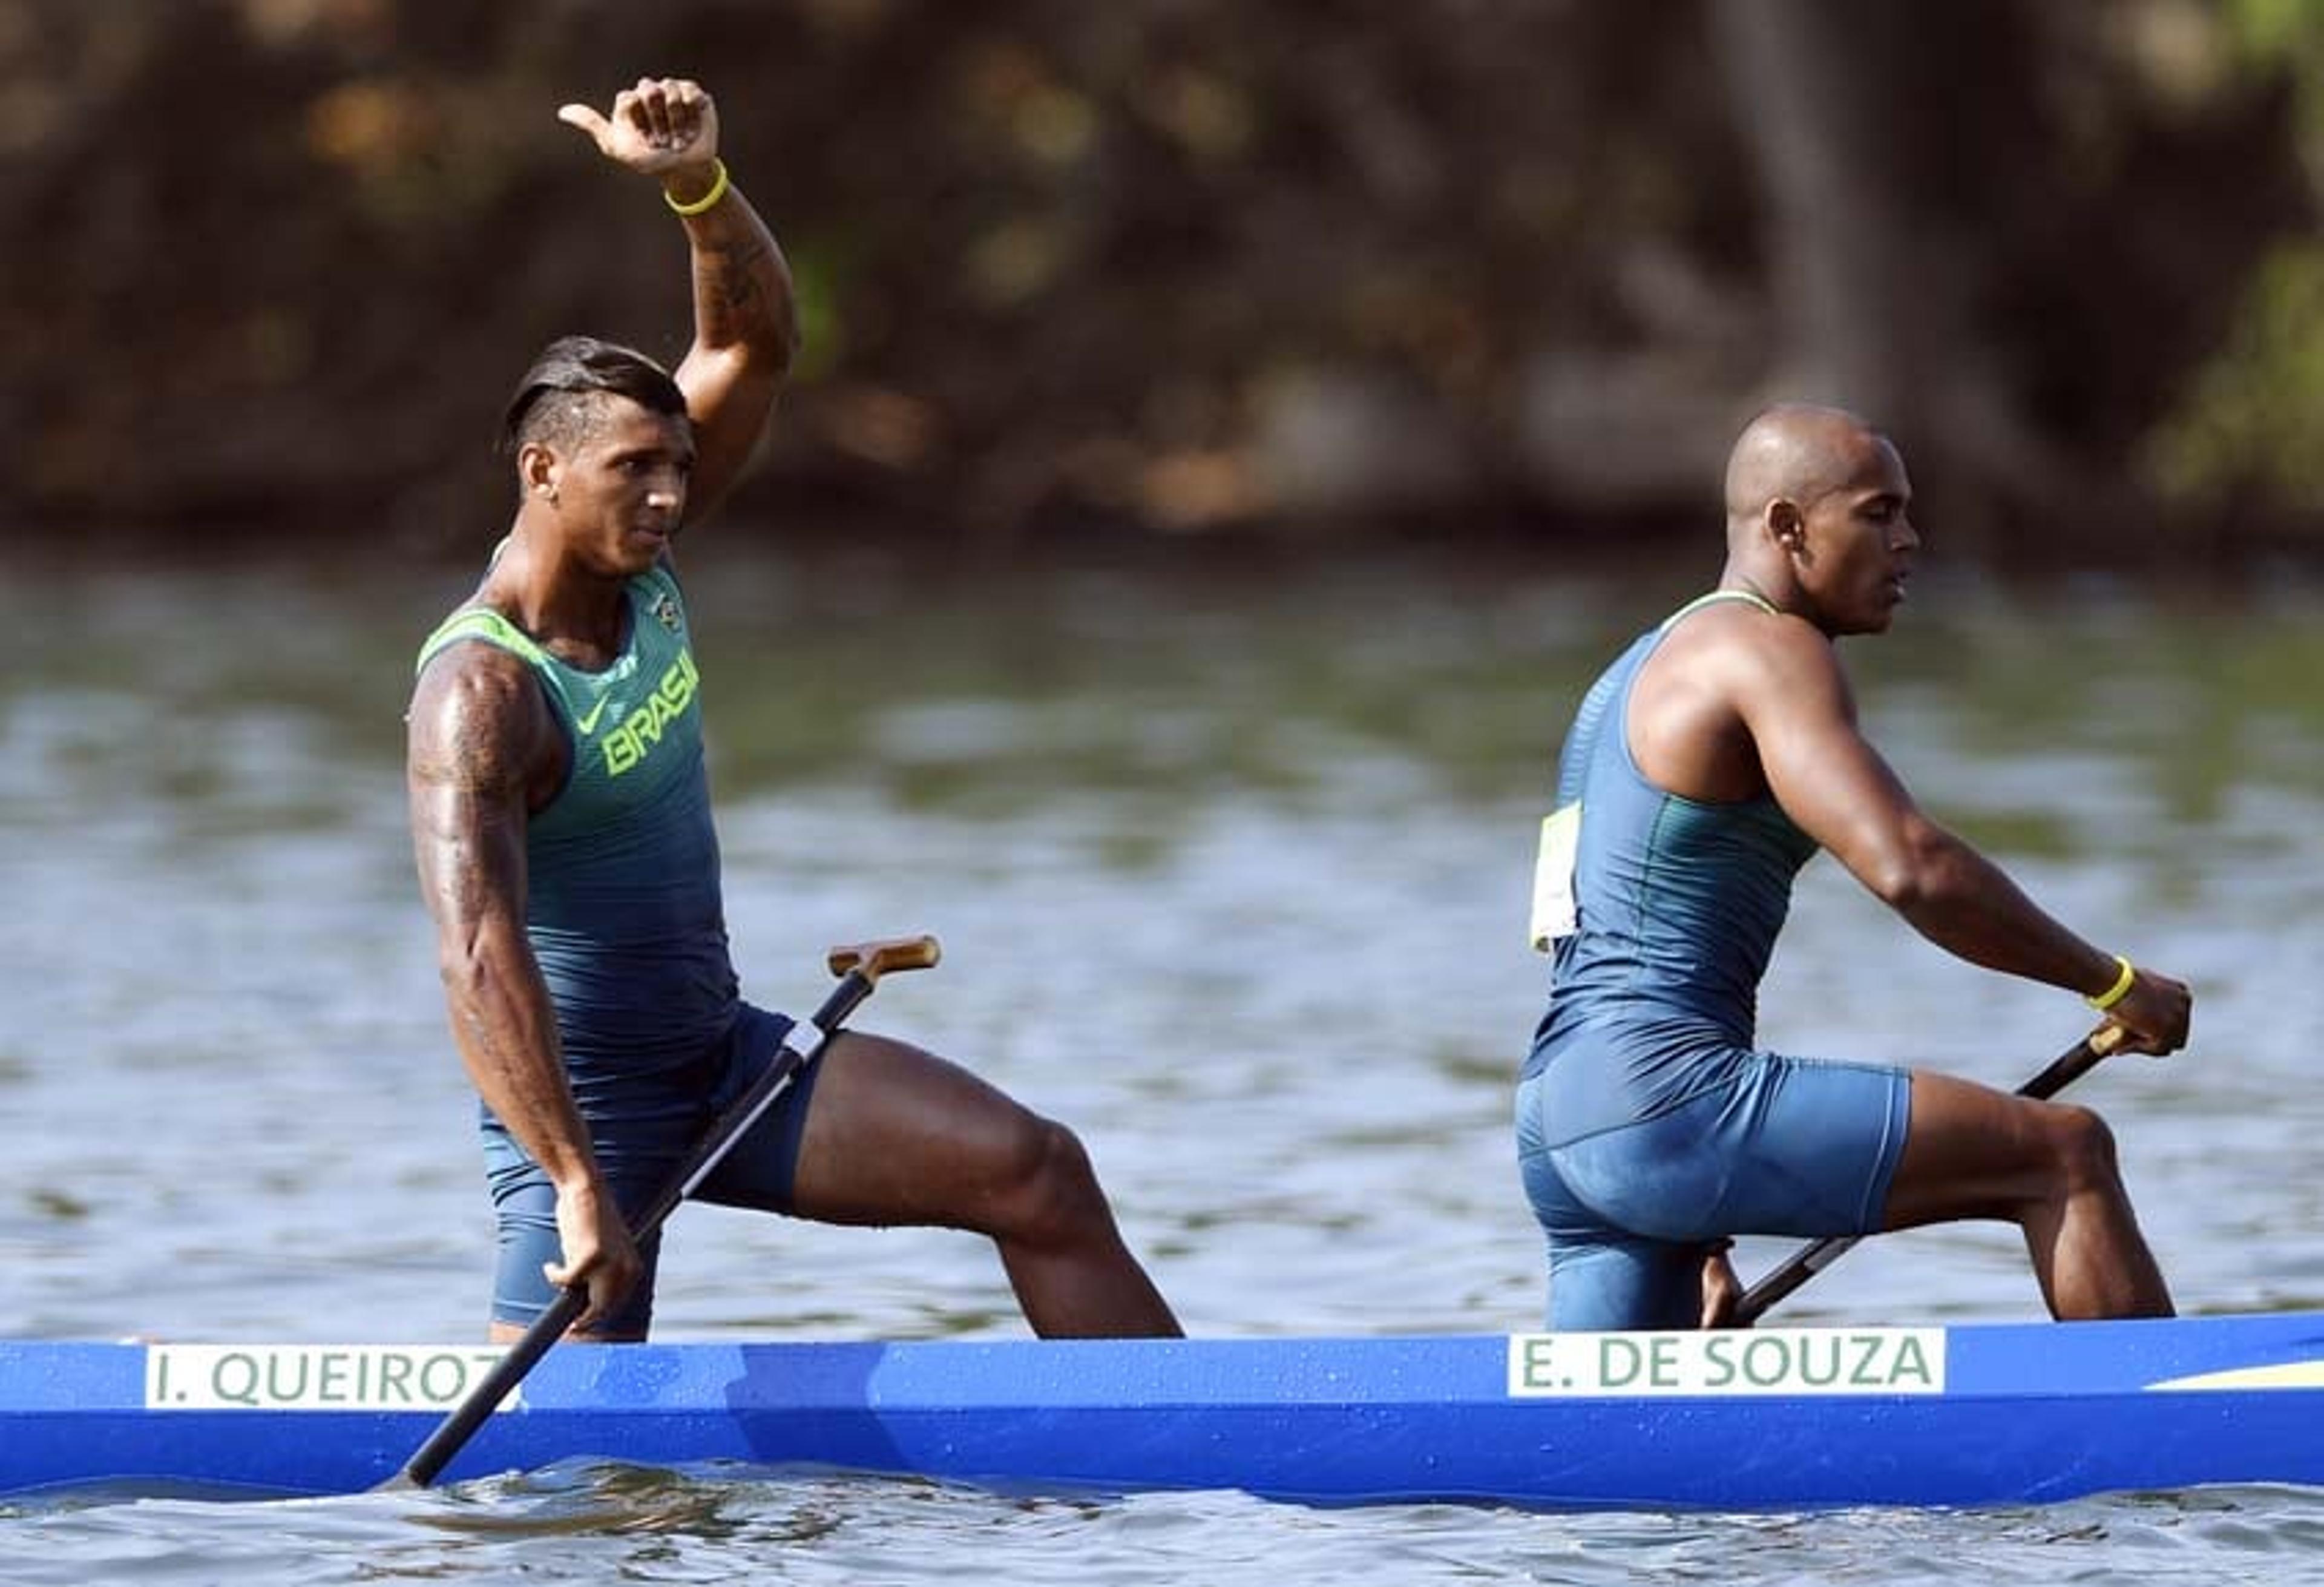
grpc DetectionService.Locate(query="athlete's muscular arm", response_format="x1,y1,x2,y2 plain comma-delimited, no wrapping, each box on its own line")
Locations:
1729,622,2190,1055
407,647,641,1331
559,77,798,526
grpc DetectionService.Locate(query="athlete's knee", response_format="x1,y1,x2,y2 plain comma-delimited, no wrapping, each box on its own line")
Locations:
2043,1102,2124,1191
982,1112,1109,1246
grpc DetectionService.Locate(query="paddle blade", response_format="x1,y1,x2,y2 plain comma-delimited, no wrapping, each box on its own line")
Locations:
827,935,941,982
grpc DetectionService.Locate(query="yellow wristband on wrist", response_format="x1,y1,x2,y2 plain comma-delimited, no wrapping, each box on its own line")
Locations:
2084,954,2136,1011
664,158,730,217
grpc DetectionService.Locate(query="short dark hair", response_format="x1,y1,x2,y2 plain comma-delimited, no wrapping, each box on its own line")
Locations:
501,335,689,454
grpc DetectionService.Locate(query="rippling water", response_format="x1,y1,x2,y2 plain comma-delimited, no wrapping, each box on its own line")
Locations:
3,545,2321,1582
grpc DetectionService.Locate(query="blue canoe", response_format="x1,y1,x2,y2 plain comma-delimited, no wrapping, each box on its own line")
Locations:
4,1312,2321,1510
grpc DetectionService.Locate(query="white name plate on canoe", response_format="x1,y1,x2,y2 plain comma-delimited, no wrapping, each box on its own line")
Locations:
145,1345,515,1413
1507,1328,1946,1398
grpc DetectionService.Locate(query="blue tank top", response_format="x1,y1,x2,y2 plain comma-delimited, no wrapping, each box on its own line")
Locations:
416,563,739,1088
1523,593,1819,1134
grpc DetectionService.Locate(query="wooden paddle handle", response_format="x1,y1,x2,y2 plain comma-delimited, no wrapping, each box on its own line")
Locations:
828,935,942,982
2018,1022,2125,1100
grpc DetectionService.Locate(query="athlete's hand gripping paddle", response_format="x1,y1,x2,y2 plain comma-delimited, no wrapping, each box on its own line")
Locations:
384,934,941,1490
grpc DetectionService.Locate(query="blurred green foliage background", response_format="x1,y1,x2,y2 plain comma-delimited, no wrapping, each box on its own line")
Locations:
5,0,2320,564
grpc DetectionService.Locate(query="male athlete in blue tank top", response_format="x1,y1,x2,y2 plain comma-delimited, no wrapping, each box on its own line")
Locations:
1516,406,2194,1331
405,76,1178,1343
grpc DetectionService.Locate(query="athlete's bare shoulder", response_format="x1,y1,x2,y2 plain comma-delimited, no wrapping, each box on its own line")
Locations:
407,622,563,806
1633,601,1854,801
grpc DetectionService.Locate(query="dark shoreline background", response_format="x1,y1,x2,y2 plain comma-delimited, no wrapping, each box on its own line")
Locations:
8,1,2324,569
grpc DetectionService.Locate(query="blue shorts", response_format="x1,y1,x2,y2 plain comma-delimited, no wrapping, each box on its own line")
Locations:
1514,1048,1911,1330
481,1003,815,1336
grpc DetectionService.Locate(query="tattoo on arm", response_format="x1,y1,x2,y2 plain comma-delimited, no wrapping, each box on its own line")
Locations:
695,232,781,352
409,660,533,947
677,198,797,518
407,652,598,1183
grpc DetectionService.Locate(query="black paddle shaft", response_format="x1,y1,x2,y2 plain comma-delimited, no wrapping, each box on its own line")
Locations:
1732,1028,2121,1327
389,935,939,1490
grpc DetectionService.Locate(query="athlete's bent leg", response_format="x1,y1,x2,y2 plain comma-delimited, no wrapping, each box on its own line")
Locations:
787,1031,1183,1338
1879,1070,2171,1320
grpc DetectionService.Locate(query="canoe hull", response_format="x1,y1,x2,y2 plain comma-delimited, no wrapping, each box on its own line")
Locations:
6,1312,2323,1510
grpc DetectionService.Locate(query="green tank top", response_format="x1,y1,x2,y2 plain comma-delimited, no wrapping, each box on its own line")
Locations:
416,563,738,1078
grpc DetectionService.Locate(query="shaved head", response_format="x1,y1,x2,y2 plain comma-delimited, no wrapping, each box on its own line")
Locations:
1723,404,1891,535
1712,402,1917,635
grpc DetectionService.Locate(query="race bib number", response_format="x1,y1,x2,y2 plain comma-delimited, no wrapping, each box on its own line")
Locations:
1529,803,1581,952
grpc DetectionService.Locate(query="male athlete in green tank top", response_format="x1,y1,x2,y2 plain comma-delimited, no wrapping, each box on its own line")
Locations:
419,564,733,1081
405,75,1178,1344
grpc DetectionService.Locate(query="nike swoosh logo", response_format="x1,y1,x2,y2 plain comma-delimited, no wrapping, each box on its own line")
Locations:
574,697,610,735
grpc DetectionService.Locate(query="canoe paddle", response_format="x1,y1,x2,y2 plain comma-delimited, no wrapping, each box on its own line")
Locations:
1732,1022,2129,1327
383,932,942,1491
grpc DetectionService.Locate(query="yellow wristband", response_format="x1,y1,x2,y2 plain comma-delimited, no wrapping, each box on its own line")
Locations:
663,158,730,217
2084,954,2136,1011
